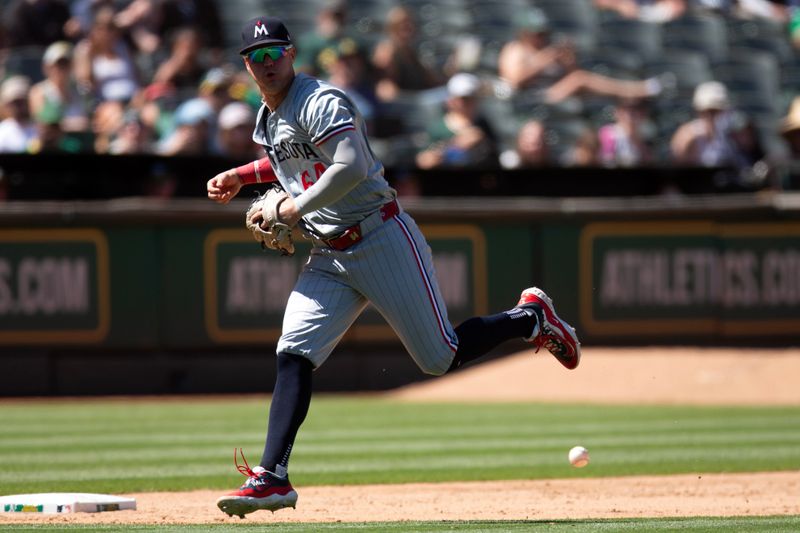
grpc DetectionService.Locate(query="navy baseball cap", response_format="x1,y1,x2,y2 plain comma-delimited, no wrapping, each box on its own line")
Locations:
240,17,292,55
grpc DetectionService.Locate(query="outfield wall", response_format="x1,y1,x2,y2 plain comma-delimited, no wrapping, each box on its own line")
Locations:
1,193,798,394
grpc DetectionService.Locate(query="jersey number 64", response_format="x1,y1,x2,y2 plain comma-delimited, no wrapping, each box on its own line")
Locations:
300,162,327,190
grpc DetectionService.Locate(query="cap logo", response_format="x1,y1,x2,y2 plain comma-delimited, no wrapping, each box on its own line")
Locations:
254,22,269,38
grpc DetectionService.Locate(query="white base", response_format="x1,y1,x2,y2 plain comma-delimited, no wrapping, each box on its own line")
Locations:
0,493,136,514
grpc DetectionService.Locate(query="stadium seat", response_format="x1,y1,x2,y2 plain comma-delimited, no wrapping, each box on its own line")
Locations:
645,49,714,97
479,94,521,147
2,46,46,83
476,39,505,74
650,104,693,160
253,0,320,39
219,0,315,48
468,1,524,47
400,0,472,38
712,48,780,115
542,116,593,162
726,17,796,65
578,46,644,79
509,87,552,116
535,0,598,52
596,18,663,63
662,13,729,63
779,58,800,110
418,34,464,72
386,89,446,135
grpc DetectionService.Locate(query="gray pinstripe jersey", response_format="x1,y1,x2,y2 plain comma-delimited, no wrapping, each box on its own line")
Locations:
254,74,458,376
252,73,395,238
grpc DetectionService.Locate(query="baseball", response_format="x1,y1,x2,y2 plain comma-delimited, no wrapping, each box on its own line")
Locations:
568,446,590,467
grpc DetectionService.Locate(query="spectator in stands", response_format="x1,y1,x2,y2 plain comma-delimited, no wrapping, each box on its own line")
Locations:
64,0,113,40
372,5,444,102
0,76,38,153
3,0,70,47
198,67,235,117
598,98,654,167
157,97,213,155
498,9,668,103
327,41,379,131
152,27,207,91
216,102,260,160
782,96,800,152
690,0,732,13
778,95,800,187
29,101,87,153
108,110,155,154
671,81,768,186
73,7,141,103
29,41,91,133
231,67,264,104
443,35,483,77
694,0,791,23
295,0,365,79
110,0,224,59
671,81,760,167
415,73,498,169
566,126,601,167
593,0,686,23
497,10,565,92
155,0,224,57
91,99,126,153
136,82,177,142
110,0,160,54
734,0,792,23
499,119,553,168
791,6,800,51
186,67,239,155
0,169,7,200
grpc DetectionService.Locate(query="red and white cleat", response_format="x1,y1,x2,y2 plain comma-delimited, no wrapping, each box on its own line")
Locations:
216,449,298,518
517,287,581,370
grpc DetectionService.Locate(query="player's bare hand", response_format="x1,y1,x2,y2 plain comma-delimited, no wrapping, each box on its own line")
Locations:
207,169,242,204
277,195,300,227
248,203,265,228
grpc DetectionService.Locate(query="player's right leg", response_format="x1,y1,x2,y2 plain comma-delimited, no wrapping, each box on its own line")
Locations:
217,258,367,517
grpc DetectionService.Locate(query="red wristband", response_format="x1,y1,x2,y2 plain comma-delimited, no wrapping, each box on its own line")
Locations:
235,157,275,185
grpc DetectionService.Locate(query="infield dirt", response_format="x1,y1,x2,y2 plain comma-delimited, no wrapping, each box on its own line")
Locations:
2,346,799,525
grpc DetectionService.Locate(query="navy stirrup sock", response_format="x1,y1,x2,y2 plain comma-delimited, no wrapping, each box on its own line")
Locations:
261,352,313,476
447,308,538,372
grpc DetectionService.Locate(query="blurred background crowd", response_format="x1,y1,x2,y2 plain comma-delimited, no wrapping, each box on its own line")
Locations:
1,0,799,193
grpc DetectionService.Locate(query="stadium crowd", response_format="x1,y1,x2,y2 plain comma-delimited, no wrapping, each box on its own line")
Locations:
0,0,799,192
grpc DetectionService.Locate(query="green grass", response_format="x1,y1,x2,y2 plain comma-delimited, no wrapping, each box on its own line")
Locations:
1,397,800,495
3,516,800,532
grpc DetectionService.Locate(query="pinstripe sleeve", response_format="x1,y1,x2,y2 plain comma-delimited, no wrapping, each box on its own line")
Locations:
300,89,357,146
293,129,369,216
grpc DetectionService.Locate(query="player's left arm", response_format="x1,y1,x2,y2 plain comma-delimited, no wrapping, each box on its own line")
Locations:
207,157,277,204
278,130,369,225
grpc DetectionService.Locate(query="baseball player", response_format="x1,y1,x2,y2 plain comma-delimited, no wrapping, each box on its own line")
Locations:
207,16,581,519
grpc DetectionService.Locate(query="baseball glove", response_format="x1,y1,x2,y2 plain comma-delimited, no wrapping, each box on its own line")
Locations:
245,187,295,256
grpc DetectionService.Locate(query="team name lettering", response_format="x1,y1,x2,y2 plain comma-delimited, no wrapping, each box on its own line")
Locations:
269,141,318,163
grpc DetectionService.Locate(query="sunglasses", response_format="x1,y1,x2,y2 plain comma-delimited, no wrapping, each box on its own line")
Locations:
247,45,293,63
